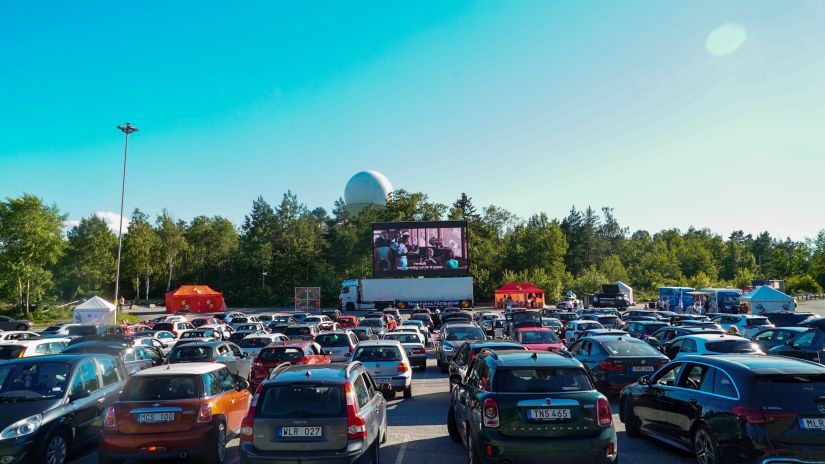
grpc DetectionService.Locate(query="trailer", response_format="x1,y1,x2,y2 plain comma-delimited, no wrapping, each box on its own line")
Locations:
339,277,474,310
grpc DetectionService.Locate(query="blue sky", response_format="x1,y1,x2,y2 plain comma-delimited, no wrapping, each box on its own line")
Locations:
2,1,824,240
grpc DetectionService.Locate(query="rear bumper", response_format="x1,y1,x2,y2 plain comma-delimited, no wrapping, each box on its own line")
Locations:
99,424,215,459
476,427,617,464
240,439,367,464
407,354,427,366
373,375,410,389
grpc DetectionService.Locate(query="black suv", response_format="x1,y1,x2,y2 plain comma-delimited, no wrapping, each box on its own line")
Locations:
0,354,126,464
448,341,527,382
240,362,387,464
448,350,617,463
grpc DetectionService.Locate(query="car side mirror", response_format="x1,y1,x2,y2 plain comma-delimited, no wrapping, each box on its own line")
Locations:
449,374,462,386
236,380,250,391
638,375,650,386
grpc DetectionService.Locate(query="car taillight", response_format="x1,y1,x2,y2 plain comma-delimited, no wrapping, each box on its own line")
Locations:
482,398,499,428
344,382,366,440
197,404,212,423
253,359,263,367
349,345,354,353
732,406,796,424
397,363,409,373
597,397,612,426
103,406,117,428
17,349,25,358
297,356,309,364
240,388,261,441
599,361,626,372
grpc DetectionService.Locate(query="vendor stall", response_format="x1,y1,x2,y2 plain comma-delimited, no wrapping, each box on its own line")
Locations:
165,285,227,313
494,283,545,309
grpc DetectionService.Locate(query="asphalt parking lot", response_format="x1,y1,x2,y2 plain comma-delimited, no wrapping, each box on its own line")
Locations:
68,349,694,464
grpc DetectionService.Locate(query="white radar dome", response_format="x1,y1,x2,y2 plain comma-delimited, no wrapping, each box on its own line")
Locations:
344,170,393,214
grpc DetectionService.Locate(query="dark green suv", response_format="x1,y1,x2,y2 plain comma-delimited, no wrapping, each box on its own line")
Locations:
447,350,617,464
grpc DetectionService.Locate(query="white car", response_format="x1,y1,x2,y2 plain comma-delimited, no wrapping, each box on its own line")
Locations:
0,338,69,359
665,333,763,360
390,326,426,345
40,323,82,338
237,333,289,358
0,331,42,342
563,321,604,342
141,330,178,343
351,340,413,398
134,336,173,355
710,314,774,338
200,324,233,340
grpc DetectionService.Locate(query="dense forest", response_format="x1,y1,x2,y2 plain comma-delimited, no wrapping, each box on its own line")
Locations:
2,191,824,316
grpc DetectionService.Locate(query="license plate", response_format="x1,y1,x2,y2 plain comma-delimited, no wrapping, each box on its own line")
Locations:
137,412,175,423
528,408,571,420
800,418,825,430
374,378,391,384
632,366,655,372
279,426,322,437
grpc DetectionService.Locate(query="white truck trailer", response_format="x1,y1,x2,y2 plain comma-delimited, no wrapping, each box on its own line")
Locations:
339,277,474,310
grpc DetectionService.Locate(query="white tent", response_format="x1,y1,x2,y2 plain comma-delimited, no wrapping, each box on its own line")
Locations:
73,296,117,325
615,281,634,305
740,286,795,315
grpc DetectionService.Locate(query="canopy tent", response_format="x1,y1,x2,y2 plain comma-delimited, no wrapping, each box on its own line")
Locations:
614,281,634,305
494,283,545,309
165,285,226,313
73,296,116,324
740,285,794,314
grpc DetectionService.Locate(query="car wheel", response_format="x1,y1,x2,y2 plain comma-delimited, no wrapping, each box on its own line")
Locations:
447,406,461,442
41,428,70,464
466,429,480,464
623,397,641,437
403,385,412,399
205,421,227,464
693,425,721,464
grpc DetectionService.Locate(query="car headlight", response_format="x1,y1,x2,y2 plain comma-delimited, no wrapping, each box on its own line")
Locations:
1,414,42,440
442,343,454,352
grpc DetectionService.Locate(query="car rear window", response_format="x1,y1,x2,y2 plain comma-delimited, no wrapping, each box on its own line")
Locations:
315,334,351,347
257,385,344,418
705,340,756,353
444,327,485,341
170,346,213,362
753,374,825,402
577,323,602,330
232,317,249,324
68,326,97,336
359,319,383,328
520,331,560,344
384,334,419,344
599,340,661,356
121,375,200,401
353,346,402,362
259,347,303,362
0,346,25,359
643,323,668,334
746,318,770,326
152,323,173,332
285,327,311,336
239,338,272,348
493,367,593,392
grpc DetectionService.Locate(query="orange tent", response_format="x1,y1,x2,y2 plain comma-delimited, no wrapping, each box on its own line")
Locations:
165,285,227,313
494,282,545,309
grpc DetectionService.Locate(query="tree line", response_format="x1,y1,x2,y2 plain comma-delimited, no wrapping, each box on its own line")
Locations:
2,191,824,315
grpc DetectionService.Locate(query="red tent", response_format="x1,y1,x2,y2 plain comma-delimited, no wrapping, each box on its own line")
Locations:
165,285,227,313
494,282,545,309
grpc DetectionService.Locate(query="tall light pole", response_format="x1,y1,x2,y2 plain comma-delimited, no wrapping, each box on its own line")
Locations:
114,123,138,322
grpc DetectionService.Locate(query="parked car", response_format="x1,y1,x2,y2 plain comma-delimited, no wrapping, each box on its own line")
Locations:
283,324,320,342
578,329,629,339
304,315,338,331
763,311,817,327
621,310,666,321
710,314,775,338
580,314,625,330
663,334,763,360
235,323,269,333
0,315,32,331
569,335,669,394
99,363,251,464
625,321,670,340
179,329,220,342
239,362,387,464
448,349,617,464
401,319,431,344
40,323,81,338
646,326,725,352
65,333,134,347
121,324,152,337
140,330,178,344
767,323,825,362
356,318,387,338
437,323,487,373
674,320,724,330
620,354,825,464
336,315,359,329
555,311,580,326
541,317,564,335
191,317,222,328
0,338,69,359
750,327,809,352
351,326,379,341
0,354,126,464
152,322,194,337
409,312,434,331
249,341,329,390
564,321,604,342
133,335,173,356
448,341,527,381
238,333,290,359
380,332,427,371
201,324,233,341
352,340,413,399
390,326,426,345
62,342,162,375
513,327,565,351
0,331,41,342
229,330,266,345
168,341,252,380
669,314,709,325
315,330,360,362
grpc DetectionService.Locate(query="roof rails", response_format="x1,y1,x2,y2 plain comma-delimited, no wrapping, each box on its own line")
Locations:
345,361,363,377
267,362,292,380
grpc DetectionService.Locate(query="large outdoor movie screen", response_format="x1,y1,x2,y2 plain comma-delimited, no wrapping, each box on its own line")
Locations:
372,221,469,278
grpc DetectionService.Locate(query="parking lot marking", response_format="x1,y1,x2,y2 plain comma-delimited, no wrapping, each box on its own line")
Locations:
394,434,410,464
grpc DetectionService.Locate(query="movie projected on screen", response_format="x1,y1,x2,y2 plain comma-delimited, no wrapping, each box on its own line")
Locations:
371,221,469,278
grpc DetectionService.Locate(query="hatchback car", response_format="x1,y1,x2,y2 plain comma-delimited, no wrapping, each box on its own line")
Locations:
315,330,360,362
351,340,413,399
710,314,774,338
40,323,82,338
448,341,527,381
283,324,320,341
351,326,379,341
564,321,604,342
168,342,252,380
0,331,41,342
513,327,565,351
664,334,763,360
62,342,162,375
250,342,329,390
569,335,669,394
239,363,387,464
0,354,126,464
0,338,69,359
152,322,195,337
336,315,359,329
0,315,32,331
380,332,427,371
448,350,617,464
620,354,825,464
750,326,808,351
767,324,825,362
437,323,487,373
625,321,670,340
238,333,290,359
99,363,251,464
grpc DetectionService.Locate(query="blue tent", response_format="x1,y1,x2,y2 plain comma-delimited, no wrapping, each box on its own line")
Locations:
740,285,794,314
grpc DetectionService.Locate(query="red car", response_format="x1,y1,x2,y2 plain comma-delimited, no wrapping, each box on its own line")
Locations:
250,341,330,390
336,315,359,328
122,324,152,336
514,327,566,351
382,314,398,331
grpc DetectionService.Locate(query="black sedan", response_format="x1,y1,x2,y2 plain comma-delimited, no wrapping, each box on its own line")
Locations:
620,355,825,464
568,335,668,394
767,324,825,363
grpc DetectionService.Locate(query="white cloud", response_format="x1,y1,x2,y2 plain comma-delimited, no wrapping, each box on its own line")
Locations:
706,23,747,56
63,211,130,235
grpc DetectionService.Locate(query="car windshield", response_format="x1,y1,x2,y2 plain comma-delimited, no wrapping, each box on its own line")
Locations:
68,326,97,336
444,327,485,341
597,317,620,324
315,334,351,347
170,346,213,362
403,321,422,327
0,346,26,360
410,315,430,322
747,318,770,326
259,347,304,362
239,338,272,348
0,362,70,399
600,340,661,356
237,325,258,331
43,326,63,332
706,340,757,353
257,385,344,418
181,331,208,339
642,323,668,334
285,327,311,336
359,319,383,328
384,334,419,344
577,323,602,330
521,331,560,344
121,375,199,401
274,316,292,323
493,367,593,392
353,346,402,362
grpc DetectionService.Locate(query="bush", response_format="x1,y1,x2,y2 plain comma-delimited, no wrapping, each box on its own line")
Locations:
785,274,823,295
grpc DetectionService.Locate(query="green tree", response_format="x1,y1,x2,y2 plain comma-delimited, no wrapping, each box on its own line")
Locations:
449,193,478,220
122,209,160,303
784,274,823,294
156,210,189,292
59,215,117,299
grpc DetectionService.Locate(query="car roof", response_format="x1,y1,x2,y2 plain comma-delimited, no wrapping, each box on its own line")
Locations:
269,363,351,383
485,350,582,369
674,334,748,342
0,353,105,365
467,341,523,349
264,341,313,348
355,340,402,347
442,323,478,329
516,326,552,332
581,335,642,343
135,362,223,376
679,354,825,375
